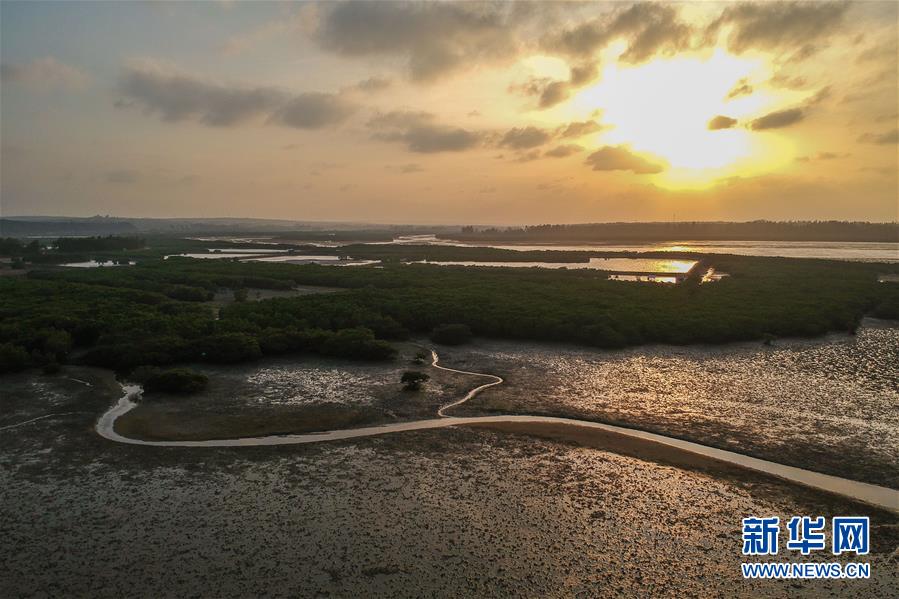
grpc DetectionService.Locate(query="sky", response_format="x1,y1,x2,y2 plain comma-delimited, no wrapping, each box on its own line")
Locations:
1,0,897,225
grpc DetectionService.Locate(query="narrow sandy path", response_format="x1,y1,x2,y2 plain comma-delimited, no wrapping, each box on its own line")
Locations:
95,350,899,513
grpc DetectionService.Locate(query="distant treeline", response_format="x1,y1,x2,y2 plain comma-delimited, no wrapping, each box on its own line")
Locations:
443,221,899,243
53,236,146,252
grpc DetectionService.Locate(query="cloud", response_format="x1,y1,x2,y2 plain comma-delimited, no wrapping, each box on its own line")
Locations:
510,77,565,108
709,1,849,56
545,144,583,158
708,115,738,130
569,62,599,86
314,1,522,82
398,163,424,174
0,57,88,89
353,76,392,93
858,129,899,144
535,80,571,109
769,73,808,89
727,79,753,99
271,92,356,129
545,3,692,64
557,120,603,139
367,110,482,153
499,126,552,150
118,62,283,126
749,107,805,130
585,146,664,174
118,62,354,129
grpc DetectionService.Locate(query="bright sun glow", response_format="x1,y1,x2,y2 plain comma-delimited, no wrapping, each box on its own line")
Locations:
570,48,796,189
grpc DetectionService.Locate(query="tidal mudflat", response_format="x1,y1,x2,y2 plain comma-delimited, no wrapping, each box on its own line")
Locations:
1,372,897,598
442,319,899,488
2,327,898,597
113,345,475,441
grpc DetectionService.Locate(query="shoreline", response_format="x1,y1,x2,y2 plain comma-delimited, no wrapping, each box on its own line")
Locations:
96,351,899,514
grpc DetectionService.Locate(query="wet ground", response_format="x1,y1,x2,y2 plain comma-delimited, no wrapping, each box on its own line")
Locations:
2,325,898,596
1,372,897,598
442,320,899,488
112,345,473,441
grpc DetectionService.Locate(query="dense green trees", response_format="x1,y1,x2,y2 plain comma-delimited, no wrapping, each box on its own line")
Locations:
0,250,896,377
53,236,146,252
136,367,209,394
431,324,473,345
401,371,429,391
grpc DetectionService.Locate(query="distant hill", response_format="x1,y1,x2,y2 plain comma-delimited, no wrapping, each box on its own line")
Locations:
0,218,139,237
442,221,899,243
0,216,454,238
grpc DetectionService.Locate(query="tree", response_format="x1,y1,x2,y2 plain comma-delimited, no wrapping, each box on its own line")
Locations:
142,368,208,394
0,343,30,374
401,370,429,391
233,287,248,302
430,323,472,345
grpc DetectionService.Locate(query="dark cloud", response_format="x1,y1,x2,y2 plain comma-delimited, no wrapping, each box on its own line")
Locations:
271,92,356,129
797,152,850,162
749,108,805,130
499,126,552,150
402,127,482,152
585,146,664,174
509,77,571,109
515,150,541,163
569,62,599,86
537,81,571,109
353,76,392,92
709,1,849,56
368,110,433,129
314,1,522,82
119,63,355,129
545,144,583,158
769,73,808,89
708,115,738,130
510,59,601,110
118,63,283,126
368,110,482,153
858,129,899,144
727,79,753,99
557,120,603,139
545,3,692,64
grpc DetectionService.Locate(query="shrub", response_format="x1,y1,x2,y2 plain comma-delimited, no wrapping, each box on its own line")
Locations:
0,343,30,374
320,327,397,360
194,333,262,363
143,368,208,394
164,285,212,302
401,370,429,391
430,323,472,346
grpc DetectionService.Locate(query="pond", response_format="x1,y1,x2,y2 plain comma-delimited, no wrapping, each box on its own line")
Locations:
412,257,698,274
60,260,135,268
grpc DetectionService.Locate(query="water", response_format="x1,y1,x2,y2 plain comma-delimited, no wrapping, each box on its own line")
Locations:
166,252,271,259
413,258,697,273
449,320,899,487
211,234,899,262
61,260,135,268
245,255,380,266
481,240,899,262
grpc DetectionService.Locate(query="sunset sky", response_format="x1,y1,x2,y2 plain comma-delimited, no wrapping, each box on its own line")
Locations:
1,1,897,224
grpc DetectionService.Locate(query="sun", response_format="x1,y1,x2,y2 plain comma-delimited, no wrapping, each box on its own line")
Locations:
569,47,796,189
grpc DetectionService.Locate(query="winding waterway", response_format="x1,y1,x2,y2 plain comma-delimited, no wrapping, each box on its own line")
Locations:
96,350,899,513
